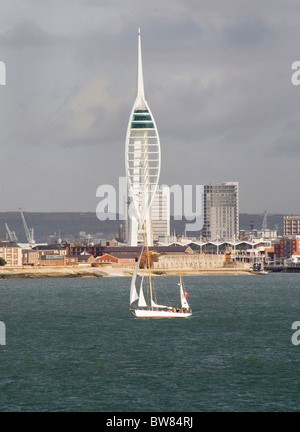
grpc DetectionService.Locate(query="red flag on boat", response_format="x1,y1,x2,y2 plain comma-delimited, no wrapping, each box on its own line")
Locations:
185,292,190,297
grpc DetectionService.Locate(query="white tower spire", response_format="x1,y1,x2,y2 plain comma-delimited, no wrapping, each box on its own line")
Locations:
125,29,161,246
136,28,145,107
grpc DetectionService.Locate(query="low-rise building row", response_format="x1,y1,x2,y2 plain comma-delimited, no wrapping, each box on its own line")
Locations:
1,235,300,268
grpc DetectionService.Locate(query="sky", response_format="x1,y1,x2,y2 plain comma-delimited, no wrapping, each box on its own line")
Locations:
0,0,300,215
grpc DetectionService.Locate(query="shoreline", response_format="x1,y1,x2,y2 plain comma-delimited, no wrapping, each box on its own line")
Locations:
0,265,255,279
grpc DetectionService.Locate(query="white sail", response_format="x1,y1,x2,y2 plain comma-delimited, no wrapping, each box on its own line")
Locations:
130,247,144,305
138,273,147,307
179,277,190,309
150,299,171,309
130,273,139,305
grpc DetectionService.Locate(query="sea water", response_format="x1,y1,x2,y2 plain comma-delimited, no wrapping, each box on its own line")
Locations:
0,273,300,412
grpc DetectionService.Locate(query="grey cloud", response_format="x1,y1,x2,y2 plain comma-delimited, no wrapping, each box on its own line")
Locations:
0,20,54,48
273,139,300,157
272,119,300,158
223,18,272,47
1,1,300,213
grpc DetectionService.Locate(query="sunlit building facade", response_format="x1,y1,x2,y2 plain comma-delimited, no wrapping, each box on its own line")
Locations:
284,215,300,236
202,182,239,241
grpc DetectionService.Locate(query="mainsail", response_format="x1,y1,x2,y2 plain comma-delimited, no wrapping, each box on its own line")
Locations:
179,276,190,310
130,247,144,305
138,273,147,307
151,299,171,309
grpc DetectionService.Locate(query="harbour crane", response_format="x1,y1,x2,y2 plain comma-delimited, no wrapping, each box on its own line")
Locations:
262,210,268,231
5,223,18,242
19,208,35,245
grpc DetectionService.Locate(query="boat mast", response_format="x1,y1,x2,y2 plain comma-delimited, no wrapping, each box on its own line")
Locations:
144,224,153,309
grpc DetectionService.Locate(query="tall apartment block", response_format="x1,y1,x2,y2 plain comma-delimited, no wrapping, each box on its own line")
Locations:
283,215,300,236
151,186,170,242
202,182,239,241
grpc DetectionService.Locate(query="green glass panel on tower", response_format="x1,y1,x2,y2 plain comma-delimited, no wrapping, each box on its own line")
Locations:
131,122,154,129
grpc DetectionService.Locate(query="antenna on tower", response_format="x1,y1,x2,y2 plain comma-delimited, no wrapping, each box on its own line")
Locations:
136,27,146,107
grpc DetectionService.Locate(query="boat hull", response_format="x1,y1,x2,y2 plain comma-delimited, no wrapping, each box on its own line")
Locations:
132,309,192,318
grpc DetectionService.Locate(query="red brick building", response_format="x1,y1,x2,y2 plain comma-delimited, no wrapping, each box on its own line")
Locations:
274,238,300,258
23,250,40,266
95,253,136,265
40,254,95,266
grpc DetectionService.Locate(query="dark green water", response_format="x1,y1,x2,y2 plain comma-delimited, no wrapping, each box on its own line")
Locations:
0,273,300,412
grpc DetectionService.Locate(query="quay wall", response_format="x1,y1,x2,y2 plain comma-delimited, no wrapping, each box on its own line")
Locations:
152,253,245,270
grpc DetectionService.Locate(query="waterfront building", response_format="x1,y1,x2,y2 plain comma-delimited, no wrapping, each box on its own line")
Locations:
125,29,161,246
32,244,67,256
95,253,136,266
0,240,22,266
202,182,239,241
22,249,40,266
40,254,95,266
274,237,300,259
284,215,300,236
40,254,67,266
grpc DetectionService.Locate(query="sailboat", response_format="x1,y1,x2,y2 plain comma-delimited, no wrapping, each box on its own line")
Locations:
257,259,269,275
129,248,192,318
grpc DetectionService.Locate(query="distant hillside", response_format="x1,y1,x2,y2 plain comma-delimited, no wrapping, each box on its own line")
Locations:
0,212,116,243
0,212,286,243
239,213,284,235
173,213,284,237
